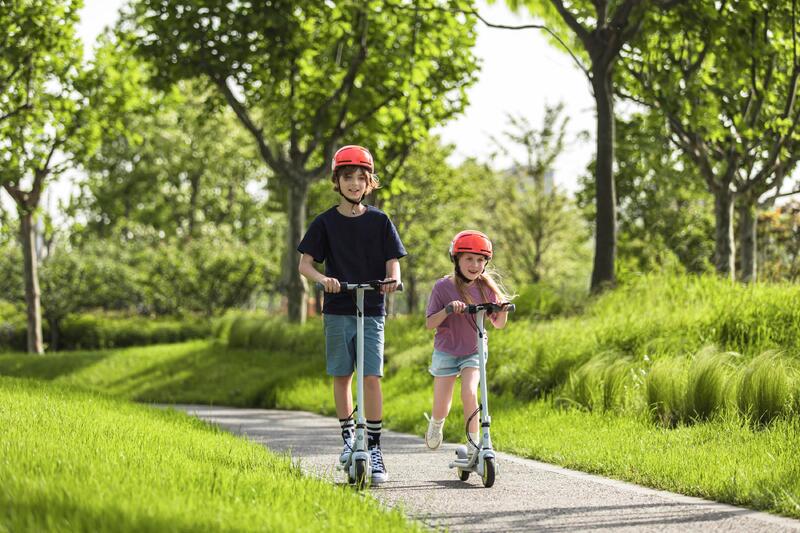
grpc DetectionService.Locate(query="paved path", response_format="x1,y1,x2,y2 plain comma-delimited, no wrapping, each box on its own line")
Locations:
169,405,800,532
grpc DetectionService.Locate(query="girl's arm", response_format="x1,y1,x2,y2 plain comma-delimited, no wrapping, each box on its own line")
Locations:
426,300,466,329
489,308,509,329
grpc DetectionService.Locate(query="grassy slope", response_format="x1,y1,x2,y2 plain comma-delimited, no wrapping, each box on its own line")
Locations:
0,377,420,533
2,275,800,519
2,337,798,518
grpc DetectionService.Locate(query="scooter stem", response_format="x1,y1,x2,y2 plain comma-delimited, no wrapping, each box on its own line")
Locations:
476,309,492,449
355,287,366,452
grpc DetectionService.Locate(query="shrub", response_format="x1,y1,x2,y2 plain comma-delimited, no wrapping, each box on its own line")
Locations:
736,352,792,425
645,357,688,427
685,347,734,421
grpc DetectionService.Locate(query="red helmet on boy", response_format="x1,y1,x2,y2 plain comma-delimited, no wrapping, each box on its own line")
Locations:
449,230,493,261
332,145,374,173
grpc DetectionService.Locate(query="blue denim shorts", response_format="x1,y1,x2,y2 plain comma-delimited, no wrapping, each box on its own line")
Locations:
429,349,483,378
324,314,385,377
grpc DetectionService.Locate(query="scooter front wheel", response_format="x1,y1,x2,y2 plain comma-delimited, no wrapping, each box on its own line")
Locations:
481,457,496,488
354,458,368,490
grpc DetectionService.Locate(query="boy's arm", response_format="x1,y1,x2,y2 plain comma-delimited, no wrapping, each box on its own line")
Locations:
382,258,401,293
298,253,340,293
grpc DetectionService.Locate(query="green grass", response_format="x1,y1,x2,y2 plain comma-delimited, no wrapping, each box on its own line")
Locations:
3,273,800,520
0,377,421,533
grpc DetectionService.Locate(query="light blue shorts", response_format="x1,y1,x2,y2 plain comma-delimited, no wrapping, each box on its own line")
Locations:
324,314,385,377
429,349,483,378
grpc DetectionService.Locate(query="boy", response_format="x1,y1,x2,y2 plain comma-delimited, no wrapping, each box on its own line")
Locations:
297,144,406,484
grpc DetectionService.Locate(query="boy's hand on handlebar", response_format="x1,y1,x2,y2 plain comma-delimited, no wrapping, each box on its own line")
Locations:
380,278,399,294
320,277,341,293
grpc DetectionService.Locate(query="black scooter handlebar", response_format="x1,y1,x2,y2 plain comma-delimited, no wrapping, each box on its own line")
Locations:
315,279,404,293
465,302,515,314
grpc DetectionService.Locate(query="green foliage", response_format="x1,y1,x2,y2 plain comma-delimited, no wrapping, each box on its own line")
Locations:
490,105,592,287
685,348,734,422
736,353,794,426
1,225,280,324
0,308,209,352
228,316,323,355
0,378,421,532
1,0,99,193
73,37,274,243
513,282,586,319
377,138,494,313
127,0,480,184
581,113,715,277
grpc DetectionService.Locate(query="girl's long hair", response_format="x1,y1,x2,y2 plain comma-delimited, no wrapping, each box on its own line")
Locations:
450,256,514,304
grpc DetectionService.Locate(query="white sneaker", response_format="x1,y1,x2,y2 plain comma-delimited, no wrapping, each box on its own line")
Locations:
370,446,389,484
339,434,354,465
424,413,444,449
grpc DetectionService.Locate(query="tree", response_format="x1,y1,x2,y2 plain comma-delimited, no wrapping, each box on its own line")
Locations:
375,137,492,313
490,104,590,284
620,1,800,281
126,0,479,322
496,0,685,292
0,0,98,353
583,111,714,276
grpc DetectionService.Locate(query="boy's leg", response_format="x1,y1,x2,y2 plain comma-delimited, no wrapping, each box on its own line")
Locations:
364,375,383,448
333,375,354,419
325,314,358,464
363,316,388,484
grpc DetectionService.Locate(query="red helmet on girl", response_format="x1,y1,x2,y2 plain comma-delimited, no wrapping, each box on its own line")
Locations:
449,230,493,261
332,145,374,173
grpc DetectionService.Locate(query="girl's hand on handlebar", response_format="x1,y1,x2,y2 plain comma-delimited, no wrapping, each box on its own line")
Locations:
320,277,341,293
446,300,467,314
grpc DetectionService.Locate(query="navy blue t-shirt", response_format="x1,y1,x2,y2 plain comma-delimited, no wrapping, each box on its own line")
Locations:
297,205,407,316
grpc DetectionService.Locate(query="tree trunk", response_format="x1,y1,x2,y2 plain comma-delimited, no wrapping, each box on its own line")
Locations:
738,200,757,283
188,171,201,238
47,316,60,352
590,65,617,292
286,180,309,323
405,259,418,314
20,210,44,354
713,190,736,279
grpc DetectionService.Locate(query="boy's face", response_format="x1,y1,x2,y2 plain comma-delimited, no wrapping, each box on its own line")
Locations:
336,166,371,201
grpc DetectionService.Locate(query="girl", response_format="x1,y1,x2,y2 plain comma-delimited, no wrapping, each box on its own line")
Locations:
424,230,512,452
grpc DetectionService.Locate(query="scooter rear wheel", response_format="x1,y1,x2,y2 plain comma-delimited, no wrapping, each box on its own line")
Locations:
457,468,470,481
354,458,368,490
481,457,496,488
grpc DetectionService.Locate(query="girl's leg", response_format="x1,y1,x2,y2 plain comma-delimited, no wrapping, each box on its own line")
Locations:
460,367,480,434
432,375,458,420
425,375,457,449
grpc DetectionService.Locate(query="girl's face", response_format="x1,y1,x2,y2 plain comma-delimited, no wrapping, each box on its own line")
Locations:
457,253,488,281
337,167,370,202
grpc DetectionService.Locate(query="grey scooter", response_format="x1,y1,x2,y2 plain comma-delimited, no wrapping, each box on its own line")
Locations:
448,301,515,488
318,279,402,489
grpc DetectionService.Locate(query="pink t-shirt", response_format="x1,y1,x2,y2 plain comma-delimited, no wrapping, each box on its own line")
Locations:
426,277,498,356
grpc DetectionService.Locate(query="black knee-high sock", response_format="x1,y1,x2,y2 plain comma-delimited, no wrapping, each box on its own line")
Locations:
340,417,354,442
366,419,382,448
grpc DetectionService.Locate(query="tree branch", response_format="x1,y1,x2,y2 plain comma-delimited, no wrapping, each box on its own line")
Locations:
210,74,282,176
